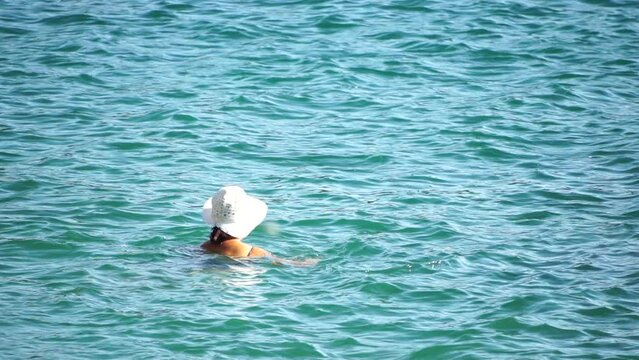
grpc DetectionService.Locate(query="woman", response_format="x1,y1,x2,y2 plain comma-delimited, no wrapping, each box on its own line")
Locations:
201,186,270,257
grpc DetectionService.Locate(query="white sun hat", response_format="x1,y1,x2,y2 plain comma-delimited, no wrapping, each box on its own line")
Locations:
202,186,268,239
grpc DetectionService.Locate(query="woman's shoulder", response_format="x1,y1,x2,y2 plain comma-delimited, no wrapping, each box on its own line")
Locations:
200,240,214,252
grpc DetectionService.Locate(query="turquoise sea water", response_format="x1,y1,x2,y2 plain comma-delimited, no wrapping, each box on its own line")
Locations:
1,0,639,358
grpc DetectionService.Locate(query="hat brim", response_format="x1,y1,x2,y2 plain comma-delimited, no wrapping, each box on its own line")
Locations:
202,193,268,239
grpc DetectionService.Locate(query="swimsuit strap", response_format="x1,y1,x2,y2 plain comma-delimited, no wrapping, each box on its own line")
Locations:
246,246,254,257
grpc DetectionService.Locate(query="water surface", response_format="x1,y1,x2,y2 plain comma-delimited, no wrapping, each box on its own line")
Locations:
1,0,639,358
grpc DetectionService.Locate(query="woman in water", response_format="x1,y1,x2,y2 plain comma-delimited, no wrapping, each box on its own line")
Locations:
200,185,270,258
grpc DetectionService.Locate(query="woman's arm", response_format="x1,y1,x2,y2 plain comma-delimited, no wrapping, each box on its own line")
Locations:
269,255,319,267
246,246,318,267
247,246,270,258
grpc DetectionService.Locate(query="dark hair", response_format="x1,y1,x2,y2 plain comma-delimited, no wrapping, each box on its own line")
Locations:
209,226,235,244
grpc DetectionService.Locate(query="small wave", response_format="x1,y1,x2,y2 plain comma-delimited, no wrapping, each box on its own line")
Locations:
366,30,413,41
142,10,177,20
163,3,196,11
349,66,418,79
398,40,470,54
162,130,199,139
106,141,156,151
157,90,197,99
314,14,359,30
0,26,31,35
379,4,435,13
510,210,560,222
1,70,40,78
361,281,403,296
39,14,109,26
63,73,107,86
